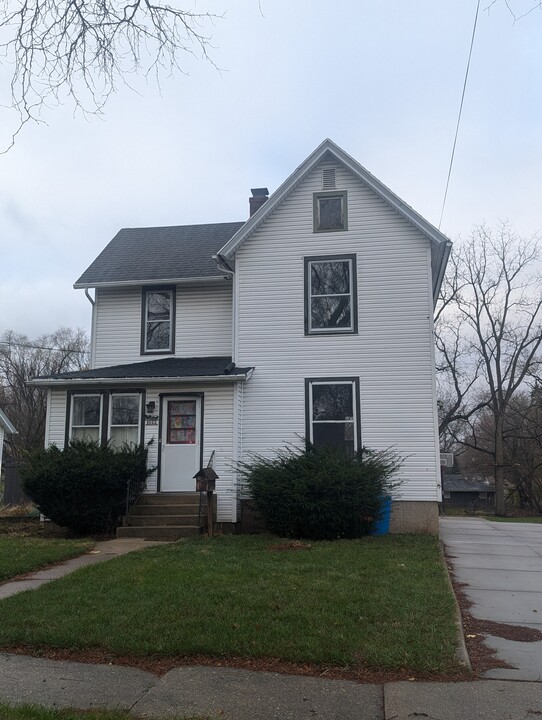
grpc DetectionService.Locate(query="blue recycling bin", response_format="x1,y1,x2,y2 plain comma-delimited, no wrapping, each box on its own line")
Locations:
370,495,392,536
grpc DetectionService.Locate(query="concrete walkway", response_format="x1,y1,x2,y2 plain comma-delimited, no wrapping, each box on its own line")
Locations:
0,538,166,600
441,517,542,681
2,653,542,719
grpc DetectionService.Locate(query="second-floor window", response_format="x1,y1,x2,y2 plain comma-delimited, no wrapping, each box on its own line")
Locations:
142,287,175,353
304,254,358,335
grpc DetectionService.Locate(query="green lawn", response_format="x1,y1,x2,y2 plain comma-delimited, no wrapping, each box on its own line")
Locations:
0,705,205,720
485,515,542,523
0,538,93,583
0,535,460,674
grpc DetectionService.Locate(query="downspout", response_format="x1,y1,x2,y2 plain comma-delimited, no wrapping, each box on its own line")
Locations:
212,253,235,277
84,288,96,368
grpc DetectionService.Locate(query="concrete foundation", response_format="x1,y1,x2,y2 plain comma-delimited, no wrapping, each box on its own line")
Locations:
389,501,439,535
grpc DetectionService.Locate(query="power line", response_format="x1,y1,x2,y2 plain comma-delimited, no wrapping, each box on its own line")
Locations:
0,341,87,355
439,0,481,230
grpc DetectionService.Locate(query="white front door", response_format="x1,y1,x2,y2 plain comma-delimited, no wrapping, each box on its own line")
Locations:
160,396,202,492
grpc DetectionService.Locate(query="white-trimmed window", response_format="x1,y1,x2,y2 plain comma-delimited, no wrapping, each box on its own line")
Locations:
109,394,141,447
143,288,175,353
71,395,102,442
305,379,360,456
304,255,357,335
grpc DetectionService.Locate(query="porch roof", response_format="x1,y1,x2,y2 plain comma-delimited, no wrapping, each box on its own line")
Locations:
29,356,254,386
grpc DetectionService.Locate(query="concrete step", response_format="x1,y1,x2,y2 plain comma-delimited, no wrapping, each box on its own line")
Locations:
131,504,204,517
116,525,203,540
137,493,206,507
127,514,202,527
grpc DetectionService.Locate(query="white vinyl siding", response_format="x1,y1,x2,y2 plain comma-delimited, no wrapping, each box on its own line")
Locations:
143,383,236,522
93,283,233,368
235,160,441,502
47,390,68,449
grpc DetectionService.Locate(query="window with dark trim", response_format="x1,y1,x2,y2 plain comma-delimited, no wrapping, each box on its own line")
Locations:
313,191,347,232
67,390,144,447
70,394,102,442
108,394,142,447
141,287,175,354
304,254,357,335
305,378,361,456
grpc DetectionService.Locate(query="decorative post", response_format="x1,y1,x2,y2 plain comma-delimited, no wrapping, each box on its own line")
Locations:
194,466,218,537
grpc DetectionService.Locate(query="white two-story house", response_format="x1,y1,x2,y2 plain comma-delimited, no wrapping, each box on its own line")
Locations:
33,139,451,536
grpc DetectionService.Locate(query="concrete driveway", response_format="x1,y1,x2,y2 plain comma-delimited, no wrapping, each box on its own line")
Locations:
441,517,542,680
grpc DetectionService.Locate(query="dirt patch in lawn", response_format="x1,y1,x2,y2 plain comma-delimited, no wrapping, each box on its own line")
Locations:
0,644,472,684
267,540,312,551
445,555,542,674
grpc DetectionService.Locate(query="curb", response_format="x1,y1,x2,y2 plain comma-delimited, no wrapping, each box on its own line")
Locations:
439,539,472,671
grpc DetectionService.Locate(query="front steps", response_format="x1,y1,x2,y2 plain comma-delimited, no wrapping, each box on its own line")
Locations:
117,492,215,540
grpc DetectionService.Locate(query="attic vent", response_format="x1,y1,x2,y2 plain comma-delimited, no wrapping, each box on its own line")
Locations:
322,168,336,189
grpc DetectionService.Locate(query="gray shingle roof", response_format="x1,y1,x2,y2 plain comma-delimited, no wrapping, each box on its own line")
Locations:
35,357,252,382
74,222,245,287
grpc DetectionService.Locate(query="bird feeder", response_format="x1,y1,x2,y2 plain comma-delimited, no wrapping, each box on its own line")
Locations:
194,466,219,536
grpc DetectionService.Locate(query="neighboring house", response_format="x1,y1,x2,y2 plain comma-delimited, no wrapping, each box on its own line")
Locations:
31,139,452,535
442,476,496,510
0,408,17,475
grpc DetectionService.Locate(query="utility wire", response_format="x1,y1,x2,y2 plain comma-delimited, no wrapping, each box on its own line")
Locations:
439,0,481,230
0,340,87,354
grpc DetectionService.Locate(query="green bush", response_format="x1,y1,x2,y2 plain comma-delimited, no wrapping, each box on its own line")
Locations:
239,444,402,540
21,439,153,535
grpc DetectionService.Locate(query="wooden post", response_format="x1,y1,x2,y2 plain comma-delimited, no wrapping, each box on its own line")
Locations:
207,490,213,537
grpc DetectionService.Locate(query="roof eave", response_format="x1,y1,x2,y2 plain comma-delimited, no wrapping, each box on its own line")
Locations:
0,409,17,434
74,276,231,290
28,370,253,387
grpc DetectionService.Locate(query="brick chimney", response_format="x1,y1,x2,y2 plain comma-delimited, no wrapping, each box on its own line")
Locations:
249,187,269,217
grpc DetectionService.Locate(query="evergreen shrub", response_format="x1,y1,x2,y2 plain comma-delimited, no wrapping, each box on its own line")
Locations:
239,444,402,540
22,439,152,535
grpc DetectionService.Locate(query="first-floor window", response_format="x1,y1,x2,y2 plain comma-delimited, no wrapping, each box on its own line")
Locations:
109,394,141,447
306,379,359,456
71,395,102,442
69,391,142,447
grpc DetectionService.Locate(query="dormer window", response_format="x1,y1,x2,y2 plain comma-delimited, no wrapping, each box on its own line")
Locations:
313,191,347,232
142,287,175,354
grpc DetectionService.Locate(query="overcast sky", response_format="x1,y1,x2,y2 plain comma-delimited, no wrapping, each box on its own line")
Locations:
1,0,541,340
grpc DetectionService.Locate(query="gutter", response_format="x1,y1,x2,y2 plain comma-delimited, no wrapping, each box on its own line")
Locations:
74,276,230,290
28,370,254,387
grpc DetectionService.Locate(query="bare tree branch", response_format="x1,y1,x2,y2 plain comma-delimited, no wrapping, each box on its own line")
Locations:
0,1,222,149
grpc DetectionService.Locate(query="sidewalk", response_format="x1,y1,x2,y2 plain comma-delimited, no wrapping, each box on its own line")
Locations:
0,538,167,600
1,653,542,720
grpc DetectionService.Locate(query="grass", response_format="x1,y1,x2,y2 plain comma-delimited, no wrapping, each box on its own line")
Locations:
0,535,459,674
0,537,93,583
484,515,542,523
0,705,206,720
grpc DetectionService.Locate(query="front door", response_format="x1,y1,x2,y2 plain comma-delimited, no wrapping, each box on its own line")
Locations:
160,396,201,492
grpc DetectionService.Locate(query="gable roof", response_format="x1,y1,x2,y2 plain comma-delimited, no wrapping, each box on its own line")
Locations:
29,357,253,385
218,139,452,302
74,222,244,289
0,408,17,434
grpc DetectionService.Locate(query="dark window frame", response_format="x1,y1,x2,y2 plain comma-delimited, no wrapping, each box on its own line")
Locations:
304,377,361,453
65,388,146,448
304,254,358,336
140,286,176,355
313,190,348,233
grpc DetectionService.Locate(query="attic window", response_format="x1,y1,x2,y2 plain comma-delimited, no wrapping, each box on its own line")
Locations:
313,191,347,232
322,168,336,189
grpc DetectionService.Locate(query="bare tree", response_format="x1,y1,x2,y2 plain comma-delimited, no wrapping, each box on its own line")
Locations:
0,327,89,458
436,223,542,515
0,1,221,148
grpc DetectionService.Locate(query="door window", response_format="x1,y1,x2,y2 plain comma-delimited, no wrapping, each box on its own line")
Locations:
167,400,196,444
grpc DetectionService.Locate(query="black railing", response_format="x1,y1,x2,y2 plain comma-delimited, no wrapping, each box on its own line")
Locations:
123,477,145,526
